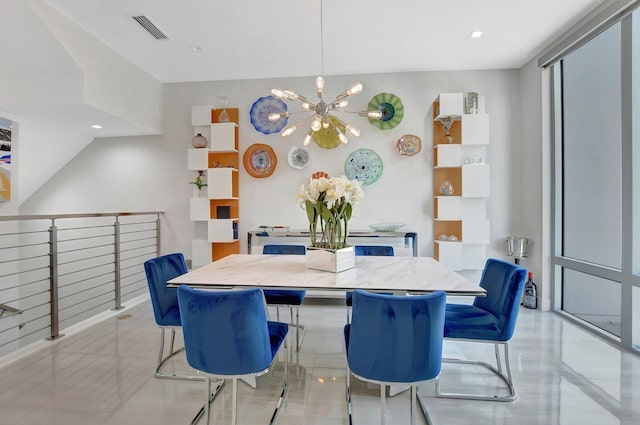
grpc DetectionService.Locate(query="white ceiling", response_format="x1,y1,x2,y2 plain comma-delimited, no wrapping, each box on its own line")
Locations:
0,0,608,139
47,0,607,83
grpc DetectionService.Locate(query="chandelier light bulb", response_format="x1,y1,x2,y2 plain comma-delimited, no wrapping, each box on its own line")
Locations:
301,102,313,110
268,112,286,122
283,89,299,100
345,124,360,137
281,123,298,137
330,100,349,109
315,76,325,98
334,126,348,144
271,88,285,98
322,117,330,129
311,118,322,131
347,82,363,96
368,110,383,119
303,129,313,146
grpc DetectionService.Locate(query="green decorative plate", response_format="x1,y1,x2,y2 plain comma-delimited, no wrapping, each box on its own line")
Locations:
368,92,404,130
312,116,344,149
344,148,383,186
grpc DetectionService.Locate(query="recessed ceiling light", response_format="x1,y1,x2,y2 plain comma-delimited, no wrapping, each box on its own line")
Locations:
470,31,483,39
91,124,102,129
191,45,202,53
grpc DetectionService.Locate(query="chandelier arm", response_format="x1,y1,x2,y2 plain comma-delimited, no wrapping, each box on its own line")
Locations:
339,110,383,120
333,116,360,138
281,115,315,138
268,109,316,123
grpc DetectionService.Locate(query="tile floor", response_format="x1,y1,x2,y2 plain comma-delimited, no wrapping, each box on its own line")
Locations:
0,298,639,425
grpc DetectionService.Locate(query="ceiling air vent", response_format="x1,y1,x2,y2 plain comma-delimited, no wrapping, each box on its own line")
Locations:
132,15,168,40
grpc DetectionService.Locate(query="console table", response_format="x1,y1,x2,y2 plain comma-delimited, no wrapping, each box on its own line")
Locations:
247,229,418,257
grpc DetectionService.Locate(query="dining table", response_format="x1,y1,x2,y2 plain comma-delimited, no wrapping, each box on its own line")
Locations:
168,253,484,296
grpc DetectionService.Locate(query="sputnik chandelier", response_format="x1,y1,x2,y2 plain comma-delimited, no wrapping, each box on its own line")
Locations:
267,0,382,148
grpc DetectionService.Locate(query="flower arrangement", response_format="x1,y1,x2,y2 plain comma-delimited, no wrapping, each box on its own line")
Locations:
296,174,364,250
189,171,207,191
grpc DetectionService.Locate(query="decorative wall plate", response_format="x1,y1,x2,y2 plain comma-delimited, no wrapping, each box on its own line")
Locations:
243,143,277,178
250,96,288,134
344,148,383,186
368,92,404,130
312,116,344,149
396,134,422,156
287,145,310,169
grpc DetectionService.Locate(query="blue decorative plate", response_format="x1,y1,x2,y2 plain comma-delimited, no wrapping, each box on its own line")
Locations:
250,96,288,134
344,149,383,186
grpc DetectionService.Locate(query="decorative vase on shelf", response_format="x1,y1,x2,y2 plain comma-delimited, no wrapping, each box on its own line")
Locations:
193,187,207,198
438,116,455,144
439,180,454,196
465,92,479,114
218,96,230,123
192,133,208,148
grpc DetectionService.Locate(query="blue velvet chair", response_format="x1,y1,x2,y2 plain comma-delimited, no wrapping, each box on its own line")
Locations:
344,290,446,425
345,245,394,323
178,286,289,425
262,244,307,351
144,253,203,381
435,258,527,402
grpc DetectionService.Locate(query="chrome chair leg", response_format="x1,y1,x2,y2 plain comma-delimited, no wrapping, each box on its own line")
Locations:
273,305,305,352
232,378,238,425
380,384,386,425
169,327,176,354
269,341,288,425
416,387,434,425
495,343,504,375
435,341,516,402
410,385,416,425
346,367,353,424
154,328,204,381
189,378,225,425
293,305,306,352
205,377,212,425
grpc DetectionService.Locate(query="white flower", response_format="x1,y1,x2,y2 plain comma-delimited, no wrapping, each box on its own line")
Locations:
296,174,364,249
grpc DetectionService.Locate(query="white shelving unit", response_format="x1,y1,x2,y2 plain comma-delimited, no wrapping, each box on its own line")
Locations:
189,106,240,267
433,93,490,273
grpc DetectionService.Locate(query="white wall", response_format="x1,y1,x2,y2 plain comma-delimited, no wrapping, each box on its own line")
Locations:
518,58,547,307
19,69,528,278
0,110,94,206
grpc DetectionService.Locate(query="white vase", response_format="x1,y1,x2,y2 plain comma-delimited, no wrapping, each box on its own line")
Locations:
306,246,355,273
193,187,207,198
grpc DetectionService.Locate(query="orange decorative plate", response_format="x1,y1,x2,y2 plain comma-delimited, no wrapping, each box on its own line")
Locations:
243,143,277,178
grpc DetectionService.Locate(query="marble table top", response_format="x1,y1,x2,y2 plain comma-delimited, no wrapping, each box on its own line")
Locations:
169,254,484,296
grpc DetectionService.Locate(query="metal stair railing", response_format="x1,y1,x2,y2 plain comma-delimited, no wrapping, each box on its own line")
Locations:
0,211,163,357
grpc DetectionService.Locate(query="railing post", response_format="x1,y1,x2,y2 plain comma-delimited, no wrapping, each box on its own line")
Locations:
156,214,161,256
47,220,64,340
113,217,123,310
